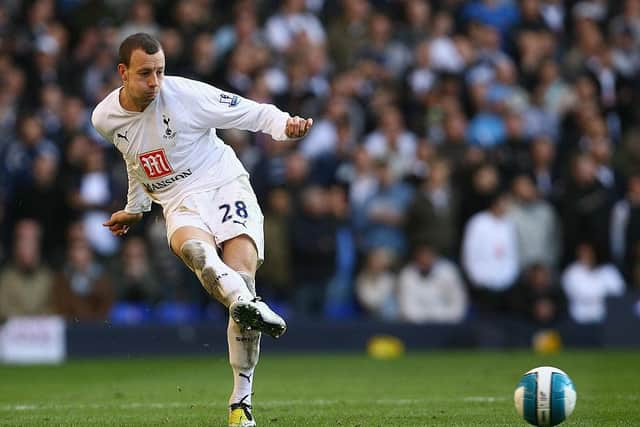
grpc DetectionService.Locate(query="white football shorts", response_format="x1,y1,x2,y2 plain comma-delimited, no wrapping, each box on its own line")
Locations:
165,175,265,265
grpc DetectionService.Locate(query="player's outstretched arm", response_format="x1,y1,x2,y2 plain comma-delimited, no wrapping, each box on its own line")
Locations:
285,116,313,139
103,210,143,237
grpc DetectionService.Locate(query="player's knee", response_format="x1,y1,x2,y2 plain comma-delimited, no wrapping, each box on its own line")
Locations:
180,239,208,271
181,239,225,284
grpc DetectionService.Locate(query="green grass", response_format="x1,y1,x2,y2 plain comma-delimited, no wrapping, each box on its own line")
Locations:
0,350,639,426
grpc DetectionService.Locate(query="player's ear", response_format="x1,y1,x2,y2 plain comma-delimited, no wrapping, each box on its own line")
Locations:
117,63,128,81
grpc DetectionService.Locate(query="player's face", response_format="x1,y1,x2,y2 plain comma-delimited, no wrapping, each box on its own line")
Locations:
119,48,165,109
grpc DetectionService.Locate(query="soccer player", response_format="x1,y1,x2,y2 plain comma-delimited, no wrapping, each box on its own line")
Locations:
92,33,313,427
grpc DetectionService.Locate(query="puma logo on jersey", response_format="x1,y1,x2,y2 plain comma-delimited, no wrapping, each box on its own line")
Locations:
116,130,129,142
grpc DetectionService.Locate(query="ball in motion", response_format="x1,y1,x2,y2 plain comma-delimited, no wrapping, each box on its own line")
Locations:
514,366,576,426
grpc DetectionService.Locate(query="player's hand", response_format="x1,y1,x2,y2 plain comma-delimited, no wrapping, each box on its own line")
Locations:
103,210,143,237
285,116,313,139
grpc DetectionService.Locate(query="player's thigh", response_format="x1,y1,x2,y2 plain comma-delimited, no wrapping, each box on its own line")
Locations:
166,193,217,257
169,226,216,257
208,176,265,266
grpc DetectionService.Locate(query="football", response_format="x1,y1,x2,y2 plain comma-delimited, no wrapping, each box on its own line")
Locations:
514,366,577,426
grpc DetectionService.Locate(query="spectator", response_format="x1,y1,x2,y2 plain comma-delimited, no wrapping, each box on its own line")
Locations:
610,19,640,79
7,151,70,265
559,154,613,265
218,44,258,96
184,32,217,84
399,0,432,47
82,46,118,106
462,0,520,38
610,175,640,281
583,123,618,190
406,40,437,106
357,12,412,80
360,159,414,257
2,114,58,191
529,135,558,200
37,83,64,139
0,65,25,141
299,96,350,160
257,188,293,301
309,115,357,187
327,0,371,71
397,245,468,324
109,236,163,304
55,239,113,320
264,0,326,54
458,162,500,227
158,29,184,72
214,3,265,61
507,173,561,269
535,58,573,117
610,0,640,47
428,12,468,74
0,220,55,319
462,190,519,310
437,111,469,172
364,105,417,179
509,263,567,325
69,144,118,256
324,184,358,317
405,159,458,257
291,186,337,315
118,0,160,42
511,0,555,78
562,242,625,323
355,248,397,320
173,0,214,47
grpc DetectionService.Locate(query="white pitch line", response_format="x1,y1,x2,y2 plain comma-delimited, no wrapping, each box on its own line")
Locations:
463,396,507,403
0,397,506,412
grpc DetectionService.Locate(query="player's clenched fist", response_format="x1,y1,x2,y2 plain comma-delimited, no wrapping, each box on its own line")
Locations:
103,210,143,236
285,116,313,138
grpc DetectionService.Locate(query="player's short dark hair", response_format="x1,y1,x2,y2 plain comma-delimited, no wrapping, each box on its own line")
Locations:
118,33,162,67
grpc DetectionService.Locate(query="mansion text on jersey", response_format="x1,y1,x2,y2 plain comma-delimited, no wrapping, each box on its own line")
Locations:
143,169,193,192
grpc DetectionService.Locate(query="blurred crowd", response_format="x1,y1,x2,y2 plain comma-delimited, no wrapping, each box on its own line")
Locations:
0,0,639,326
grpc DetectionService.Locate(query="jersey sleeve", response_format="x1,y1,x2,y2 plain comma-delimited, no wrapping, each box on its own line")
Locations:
91,106,111,142
176,77,292,141
123,158,152,214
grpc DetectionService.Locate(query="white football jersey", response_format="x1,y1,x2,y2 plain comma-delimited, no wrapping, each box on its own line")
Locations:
91,76,291,214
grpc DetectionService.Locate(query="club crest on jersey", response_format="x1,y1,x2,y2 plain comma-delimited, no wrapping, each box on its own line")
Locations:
162,114,177,140
139,148,173,178
219,93,240,107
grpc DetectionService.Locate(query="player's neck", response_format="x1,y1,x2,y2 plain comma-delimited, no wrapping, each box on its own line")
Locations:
119,87,149,112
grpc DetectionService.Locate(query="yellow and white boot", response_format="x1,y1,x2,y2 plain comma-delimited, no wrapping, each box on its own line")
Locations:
228,398,256,427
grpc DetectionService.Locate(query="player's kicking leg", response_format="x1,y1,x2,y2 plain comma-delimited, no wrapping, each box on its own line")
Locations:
170,227,286,338
170,228,285,426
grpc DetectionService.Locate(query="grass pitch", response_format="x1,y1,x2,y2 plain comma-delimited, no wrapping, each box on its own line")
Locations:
0,350,638,426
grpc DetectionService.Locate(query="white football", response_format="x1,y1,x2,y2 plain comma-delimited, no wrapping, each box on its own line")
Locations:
514,366,577,426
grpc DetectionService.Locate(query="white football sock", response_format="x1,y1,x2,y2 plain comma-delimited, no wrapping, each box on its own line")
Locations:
179,239,253,307
228,272,261,407
237,271,257,297
228,316,261,406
